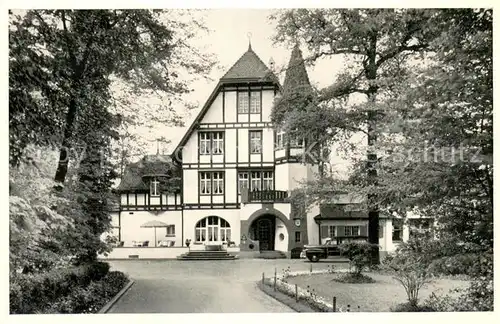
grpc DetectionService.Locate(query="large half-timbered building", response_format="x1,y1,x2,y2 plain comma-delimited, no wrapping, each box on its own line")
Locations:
106,44,431,259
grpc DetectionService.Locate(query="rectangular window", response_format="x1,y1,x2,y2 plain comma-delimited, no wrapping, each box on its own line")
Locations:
289,136,305,148
166,225,175,236
199,132,224,155
250,171,262,191
200,172,211,195
200,133,211,155
238,92,249,114
200,172,224,195
150,177,160,197
345,226,360,236
250,91,261,114
238,172,249,194
212,132,224,155
393,219,403,241
276,130,285,149
328,226,336,238
295,231,301,243
262,171,273,191
249,130,262,154
212,172,224,195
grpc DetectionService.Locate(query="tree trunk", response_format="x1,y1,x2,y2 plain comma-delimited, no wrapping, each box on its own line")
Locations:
54,96,78,183
366,32,380,264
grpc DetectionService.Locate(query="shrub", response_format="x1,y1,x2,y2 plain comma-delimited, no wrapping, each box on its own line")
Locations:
10,262,115,314
333,273,375,284
383,243,432,308
339,242,379,276
428,254,480,276
390,302,435,312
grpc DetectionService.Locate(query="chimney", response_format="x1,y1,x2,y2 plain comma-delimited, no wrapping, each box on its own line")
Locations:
268,57,275,72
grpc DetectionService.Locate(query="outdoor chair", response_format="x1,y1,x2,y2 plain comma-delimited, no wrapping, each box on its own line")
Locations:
143,241,149,247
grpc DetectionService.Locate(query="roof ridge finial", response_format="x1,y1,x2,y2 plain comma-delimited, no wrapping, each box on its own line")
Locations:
247,32,252,51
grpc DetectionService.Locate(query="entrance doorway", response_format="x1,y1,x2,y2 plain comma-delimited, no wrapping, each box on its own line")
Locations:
249,215,275,251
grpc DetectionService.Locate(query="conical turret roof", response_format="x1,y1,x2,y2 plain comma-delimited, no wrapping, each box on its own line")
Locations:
282,44,312,94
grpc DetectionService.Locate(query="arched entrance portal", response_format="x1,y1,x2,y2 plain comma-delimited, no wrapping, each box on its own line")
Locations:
249,215,276,251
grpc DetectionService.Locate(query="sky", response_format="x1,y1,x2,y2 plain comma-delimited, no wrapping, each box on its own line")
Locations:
143,9,349,156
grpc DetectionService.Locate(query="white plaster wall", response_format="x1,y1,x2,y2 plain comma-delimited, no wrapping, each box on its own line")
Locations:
225,168,237,204
274,218,288,252
225,129,237,163
275,164,289,191
261,89,275,122
262,128,274,162
239,202,291,222
182,209,241,246
275,148,286,159
307,203,320,245
99,247,189,259
201,92,223,124
119,210,183,247
183,169,198,204
225,91,237,123
182,129,199,164
237,129,248,162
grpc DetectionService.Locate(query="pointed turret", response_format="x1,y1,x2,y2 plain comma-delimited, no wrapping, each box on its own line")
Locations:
282,44,312,94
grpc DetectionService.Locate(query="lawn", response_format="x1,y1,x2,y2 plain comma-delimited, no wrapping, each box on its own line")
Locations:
285,271,469,312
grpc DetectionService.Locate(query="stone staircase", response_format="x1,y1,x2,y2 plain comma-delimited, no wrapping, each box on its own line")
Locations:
177,250,238,261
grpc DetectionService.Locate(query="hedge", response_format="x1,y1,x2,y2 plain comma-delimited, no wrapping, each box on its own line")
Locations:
10,261,127,314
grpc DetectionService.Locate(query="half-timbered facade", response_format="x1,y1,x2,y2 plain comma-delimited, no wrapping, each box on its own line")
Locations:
107,43,431,258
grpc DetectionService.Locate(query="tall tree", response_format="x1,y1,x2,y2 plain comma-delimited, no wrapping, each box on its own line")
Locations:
9,9,215,182
271,9,438,263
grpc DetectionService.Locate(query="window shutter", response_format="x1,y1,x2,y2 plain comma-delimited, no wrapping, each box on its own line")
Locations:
360,225,368,237
337,225,345,237
320,226,329,238
378,226,383,238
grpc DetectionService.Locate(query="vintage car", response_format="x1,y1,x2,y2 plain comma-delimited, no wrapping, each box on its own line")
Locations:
302,238,341,262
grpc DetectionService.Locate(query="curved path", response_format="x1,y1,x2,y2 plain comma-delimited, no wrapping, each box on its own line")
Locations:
107,259,345,313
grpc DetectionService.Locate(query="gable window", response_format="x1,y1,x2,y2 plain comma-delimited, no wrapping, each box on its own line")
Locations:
199,132,224,155
344,226,360,236
250,91,261,114
238,92,249,114
238,172,249,194
150,177,160,197
249,130,262,154
200,171,224,195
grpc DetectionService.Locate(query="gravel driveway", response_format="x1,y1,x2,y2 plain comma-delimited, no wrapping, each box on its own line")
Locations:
106,259,346,313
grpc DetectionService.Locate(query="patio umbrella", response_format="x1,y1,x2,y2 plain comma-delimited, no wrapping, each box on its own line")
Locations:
140,220,170,247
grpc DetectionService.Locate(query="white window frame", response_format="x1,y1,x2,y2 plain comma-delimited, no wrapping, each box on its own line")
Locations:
262,171,273,191
345,226,360,236
200,172,211,195
276,130,285,149
238,172,249,194
250,91,261,114
212,132,224,155
249,130,262,154
238,92,249,114
212,172,224,195
200,132,211,155
250,171,262,191
328,225,336,238
150,177,160,197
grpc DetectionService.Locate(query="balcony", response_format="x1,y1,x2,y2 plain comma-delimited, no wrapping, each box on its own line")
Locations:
241,188,289,203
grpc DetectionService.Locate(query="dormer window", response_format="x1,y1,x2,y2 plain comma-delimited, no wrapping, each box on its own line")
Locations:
150,177,160,197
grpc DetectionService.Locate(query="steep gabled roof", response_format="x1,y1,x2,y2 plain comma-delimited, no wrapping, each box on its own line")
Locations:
282,44,313,94
221,45,278,82
173,45,280,158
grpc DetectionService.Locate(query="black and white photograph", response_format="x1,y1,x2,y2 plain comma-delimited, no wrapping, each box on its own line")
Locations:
6,3,495,316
